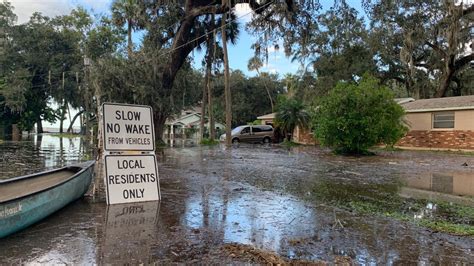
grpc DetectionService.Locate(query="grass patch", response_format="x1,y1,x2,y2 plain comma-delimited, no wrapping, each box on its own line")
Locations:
200,138,220,145
307,181,474,236
281,139,300,147
49,133,82,138
418,220,474,235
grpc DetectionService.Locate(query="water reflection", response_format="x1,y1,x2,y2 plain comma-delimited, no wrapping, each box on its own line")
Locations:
401,171,474,206
101,202,160,264
0,134,92,179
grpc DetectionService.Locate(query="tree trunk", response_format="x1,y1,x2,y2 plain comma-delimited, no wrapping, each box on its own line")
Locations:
435,56,455,98
36,118,43,134
59,100,67,134
127,19,133,57
67,110,84,134
199,78,207,141
153,111,167,146
221,9,232,146
207,60,215,141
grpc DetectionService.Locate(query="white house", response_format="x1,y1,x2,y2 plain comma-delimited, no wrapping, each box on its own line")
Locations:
163,108,225,140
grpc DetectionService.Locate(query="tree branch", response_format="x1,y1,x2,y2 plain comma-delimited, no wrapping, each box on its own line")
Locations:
454,53,474,71
425,41,447,57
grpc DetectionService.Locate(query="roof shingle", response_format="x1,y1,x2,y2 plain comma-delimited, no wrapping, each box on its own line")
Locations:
401,95,474,112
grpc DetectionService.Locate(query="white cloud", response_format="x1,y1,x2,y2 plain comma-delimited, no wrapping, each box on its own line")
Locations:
9,0,73,24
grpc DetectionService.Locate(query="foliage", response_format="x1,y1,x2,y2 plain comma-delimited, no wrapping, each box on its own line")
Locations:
275,96,310,140
212,70,284,127
312,74,408,154
365,0,474,98
200,138,219,145
247,120,261,125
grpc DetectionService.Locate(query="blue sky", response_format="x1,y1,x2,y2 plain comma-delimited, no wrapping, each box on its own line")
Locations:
9,0,365,77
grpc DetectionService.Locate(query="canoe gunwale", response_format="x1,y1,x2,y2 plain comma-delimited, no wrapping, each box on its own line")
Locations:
0,161,95,205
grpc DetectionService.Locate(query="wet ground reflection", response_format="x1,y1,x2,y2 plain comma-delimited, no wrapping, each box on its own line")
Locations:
0,142,473,263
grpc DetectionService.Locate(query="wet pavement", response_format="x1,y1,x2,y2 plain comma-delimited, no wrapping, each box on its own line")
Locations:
0,137,473,263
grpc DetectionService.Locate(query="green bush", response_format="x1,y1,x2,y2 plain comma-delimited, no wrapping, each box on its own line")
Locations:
312,74,408,154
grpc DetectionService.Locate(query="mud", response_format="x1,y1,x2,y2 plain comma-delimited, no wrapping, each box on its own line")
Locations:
0,140,473,264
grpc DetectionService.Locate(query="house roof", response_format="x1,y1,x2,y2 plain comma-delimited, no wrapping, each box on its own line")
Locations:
165,112,201,125
395,98,415,104
257,112,276,120
401,95,474,113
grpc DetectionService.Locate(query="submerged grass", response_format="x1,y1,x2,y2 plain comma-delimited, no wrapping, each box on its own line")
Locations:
306,181,474,236
281,140,300,147
49,133,82,138
200,138,220,145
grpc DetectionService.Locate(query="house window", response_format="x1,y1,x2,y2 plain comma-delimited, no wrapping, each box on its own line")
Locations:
432,112,454,129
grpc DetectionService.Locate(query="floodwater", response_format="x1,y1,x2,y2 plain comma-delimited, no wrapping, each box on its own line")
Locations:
0,136,473,264
0,134,93,179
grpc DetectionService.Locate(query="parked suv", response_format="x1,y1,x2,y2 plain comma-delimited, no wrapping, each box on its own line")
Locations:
220,125,274,144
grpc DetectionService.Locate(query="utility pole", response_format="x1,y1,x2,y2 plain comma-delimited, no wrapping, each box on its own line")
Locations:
221,4,232,146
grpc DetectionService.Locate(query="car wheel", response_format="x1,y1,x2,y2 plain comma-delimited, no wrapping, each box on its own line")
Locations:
263,137,271,144
232,138,239,144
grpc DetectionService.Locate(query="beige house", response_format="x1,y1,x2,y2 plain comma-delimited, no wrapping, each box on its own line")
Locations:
257,112,316,144
257,113,276,126
398,95,474,150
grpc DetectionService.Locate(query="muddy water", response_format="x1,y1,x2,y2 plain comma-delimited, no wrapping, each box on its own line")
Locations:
0,141,473,263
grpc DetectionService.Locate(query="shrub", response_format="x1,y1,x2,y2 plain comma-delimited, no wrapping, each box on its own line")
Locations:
312,74,407,154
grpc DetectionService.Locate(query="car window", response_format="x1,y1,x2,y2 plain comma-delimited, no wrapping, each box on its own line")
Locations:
252,127,262,133
241,127,250,134
232,126,244,134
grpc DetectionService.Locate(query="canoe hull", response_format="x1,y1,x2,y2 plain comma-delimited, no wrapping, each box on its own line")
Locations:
0,162,94,238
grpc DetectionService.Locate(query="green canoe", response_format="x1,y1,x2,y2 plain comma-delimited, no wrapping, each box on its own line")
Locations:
0,161,95,238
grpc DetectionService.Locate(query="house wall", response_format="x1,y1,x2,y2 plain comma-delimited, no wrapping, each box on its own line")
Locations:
260,118,274,125
404,110,474,131
293,126,318,145
398,110,474,150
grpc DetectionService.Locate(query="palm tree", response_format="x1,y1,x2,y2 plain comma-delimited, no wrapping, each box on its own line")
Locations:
195,12,239,142
111,0,142,57
248,56,274,112
275,98,309,141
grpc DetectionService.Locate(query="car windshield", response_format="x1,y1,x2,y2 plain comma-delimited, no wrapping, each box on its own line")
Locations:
231,126,245,134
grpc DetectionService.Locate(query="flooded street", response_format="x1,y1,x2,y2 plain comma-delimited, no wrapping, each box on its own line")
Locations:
0,136,473,263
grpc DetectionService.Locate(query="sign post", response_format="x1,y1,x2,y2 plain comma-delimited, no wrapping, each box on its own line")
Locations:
101,103,160,205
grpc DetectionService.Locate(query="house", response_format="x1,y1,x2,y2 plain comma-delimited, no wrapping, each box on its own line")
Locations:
257,112,316,144
163,108,225,140
397,95,474,150
257,113,276,126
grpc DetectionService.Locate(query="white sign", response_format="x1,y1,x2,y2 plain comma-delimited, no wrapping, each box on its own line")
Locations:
104,154,160,205
103,103,155,151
